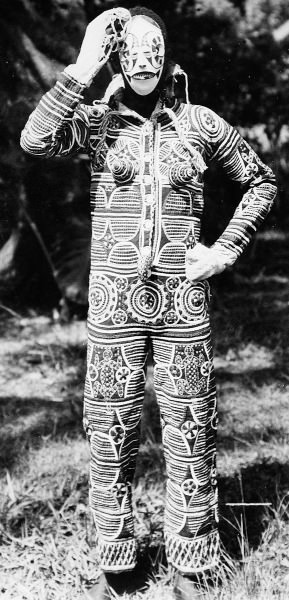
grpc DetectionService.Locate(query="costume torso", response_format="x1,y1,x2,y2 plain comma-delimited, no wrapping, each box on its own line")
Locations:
20,72,276,329
86,101,228,328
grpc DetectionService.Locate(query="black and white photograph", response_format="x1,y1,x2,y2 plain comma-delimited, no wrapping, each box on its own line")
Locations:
0,1,288,598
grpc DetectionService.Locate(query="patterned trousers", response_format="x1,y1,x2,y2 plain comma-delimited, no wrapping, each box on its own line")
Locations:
83,279,219,575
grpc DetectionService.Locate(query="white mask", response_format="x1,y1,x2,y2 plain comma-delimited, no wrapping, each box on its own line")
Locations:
119,15,165,96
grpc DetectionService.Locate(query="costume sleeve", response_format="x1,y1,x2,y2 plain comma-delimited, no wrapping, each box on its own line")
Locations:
193,106,277,266
20,71,92,158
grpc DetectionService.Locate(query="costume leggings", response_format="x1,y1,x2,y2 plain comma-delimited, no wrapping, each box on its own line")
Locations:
83,315,219,574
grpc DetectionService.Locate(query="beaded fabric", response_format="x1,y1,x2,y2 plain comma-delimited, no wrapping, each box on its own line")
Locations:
20,67,276,573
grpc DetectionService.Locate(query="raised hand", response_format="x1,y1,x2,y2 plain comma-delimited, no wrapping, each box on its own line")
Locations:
68,8,130,85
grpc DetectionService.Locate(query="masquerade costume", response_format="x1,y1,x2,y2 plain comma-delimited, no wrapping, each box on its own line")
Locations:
20,10,276,578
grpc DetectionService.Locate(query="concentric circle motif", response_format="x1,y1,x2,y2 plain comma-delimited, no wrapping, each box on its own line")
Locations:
195,106,225,142
175,281,207,323
89,274,117,324
169,162,196,188
126,281,167,324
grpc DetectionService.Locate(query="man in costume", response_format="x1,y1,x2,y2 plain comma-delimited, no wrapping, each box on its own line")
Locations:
21,6,277,599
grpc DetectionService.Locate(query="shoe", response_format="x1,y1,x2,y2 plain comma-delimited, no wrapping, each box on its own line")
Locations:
173,571,210,599
83,566,148,599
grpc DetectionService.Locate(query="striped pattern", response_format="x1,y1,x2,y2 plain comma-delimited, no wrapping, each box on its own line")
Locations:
83,311,219,573
20,71,277,574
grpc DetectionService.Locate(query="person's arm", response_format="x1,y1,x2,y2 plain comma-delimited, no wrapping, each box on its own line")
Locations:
20,73,90,157
20,8,130,158
186,106,277,281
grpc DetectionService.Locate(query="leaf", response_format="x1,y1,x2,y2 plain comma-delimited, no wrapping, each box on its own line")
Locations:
0,229,21,275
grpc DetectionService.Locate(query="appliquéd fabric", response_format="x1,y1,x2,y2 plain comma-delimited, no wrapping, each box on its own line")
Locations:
20,70,277,573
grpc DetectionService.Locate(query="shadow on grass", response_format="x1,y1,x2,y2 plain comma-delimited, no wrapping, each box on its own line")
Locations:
133,458,289,570
218,426,288,452
0,395,83,472
216,367,289,385
1,374,288,568
219,460,289,558
2,396,288,570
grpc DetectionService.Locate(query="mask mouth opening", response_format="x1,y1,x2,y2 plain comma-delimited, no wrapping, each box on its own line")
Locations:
132,72,156,80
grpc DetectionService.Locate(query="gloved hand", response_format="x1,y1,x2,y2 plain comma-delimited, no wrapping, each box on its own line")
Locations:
186,243,230,282
65,8,130,85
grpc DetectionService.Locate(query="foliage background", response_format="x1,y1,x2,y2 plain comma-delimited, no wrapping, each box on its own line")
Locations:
1,3,289,598
0,0,289,306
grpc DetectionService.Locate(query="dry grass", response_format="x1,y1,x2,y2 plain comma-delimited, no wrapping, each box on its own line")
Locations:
1,238,289,599
1,432,289,599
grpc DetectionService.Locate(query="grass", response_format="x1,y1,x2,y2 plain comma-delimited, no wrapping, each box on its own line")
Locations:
1,433,289,599
0,231,289,599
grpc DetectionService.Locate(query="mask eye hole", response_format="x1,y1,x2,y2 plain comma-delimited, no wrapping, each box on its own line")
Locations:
142,31,165,69
119,38,138,72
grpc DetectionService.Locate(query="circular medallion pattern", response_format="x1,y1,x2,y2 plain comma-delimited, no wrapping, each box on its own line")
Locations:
112,309,128,326
181,478,198,496
181,420,198,439
116,366,130,383
200,361,211,376
245,162,258,177
112,483,127,499
169,364,182,379
89,275,117,324
195,106,225,142
166,276,181,292
164,310,179,325
126,280,167,324
115,277,128,292
109,425,125,445
175,281,207,323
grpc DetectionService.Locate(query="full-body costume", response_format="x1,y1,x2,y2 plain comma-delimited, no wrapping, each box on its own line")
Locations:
21,59,276,575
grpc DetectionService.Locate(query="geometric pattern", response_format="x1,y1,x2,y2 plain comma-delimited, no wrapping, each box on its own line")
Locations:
96,538,137,572
81,315,219,573
20,66,277,574
165,530,219,573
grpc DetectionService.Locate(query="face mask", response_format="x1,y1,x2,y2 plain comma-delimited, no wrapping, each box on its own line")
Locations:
119,16,165,96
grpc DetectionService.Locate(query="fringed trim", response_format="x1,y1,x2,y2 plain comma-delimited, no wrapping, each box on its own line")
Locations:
169,63,190,104
165,529,220,574
93,108,120,166
102,73,125,104
163,107,208,174
97,537,137,572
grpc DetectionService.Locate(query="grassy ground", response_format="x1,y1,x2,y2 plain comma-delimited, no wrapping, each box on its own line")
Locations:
0,231,289,599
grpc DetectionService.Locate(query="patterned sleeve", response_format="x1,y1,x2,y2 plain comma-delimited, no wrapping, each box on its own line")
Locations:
193,105,277,265
20,71,93,158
